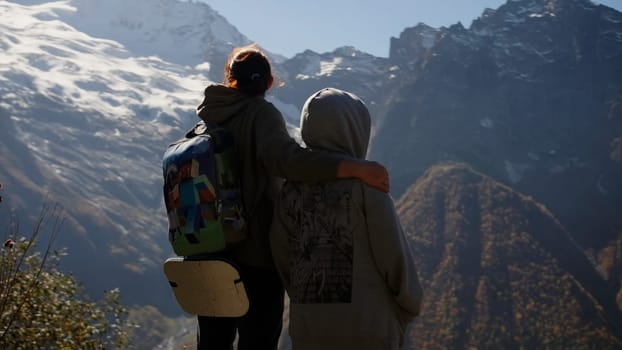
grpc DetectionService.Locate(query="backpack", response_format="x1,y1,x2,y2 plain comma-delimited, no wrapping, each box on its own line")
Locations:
162,121,246,257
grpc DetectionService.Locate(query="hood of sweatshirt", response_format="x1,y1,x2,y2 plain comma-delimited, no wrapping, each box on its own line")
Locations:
300,88,371,159
196,84,261,124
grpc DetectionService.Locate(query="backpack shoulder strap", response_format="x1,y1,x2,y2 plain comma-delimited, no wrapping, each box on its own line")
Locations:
185,120,215,138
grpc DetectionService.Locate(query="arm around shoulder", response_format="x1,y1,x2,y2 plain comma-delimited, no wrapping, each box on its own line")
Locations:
338,159,390,193
254,103,343,181
253,102,390,190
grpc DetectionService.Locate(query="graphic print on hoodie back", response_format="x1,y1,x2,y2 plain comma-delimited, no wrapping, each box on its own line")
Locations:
281,181,356,304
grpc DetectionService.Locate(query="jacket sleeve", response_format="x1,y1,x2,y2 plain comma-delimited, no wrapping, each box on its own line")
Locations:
254,102,346,181
363,186,423,323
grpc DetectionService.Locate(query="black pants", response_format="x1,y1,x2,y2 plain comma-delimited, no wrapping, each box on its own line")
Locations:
197,264,285,350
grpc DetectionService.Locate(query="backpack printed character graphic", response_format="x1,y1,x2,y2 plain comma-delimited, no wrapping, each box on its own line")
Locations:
162,121,246,257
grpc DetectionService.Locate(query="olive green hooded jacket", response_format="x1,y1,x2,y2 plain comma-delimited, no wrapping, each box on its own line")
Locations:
197,84,343,267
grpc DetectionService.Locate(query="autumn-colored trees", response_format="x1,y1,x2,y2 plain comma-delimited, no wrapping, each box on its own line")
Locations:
0,195,134,349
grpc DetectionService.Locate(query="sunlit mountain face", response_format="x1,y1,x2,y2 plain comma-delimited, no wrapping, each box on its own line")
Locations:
396,163,622,349
0,0,333,314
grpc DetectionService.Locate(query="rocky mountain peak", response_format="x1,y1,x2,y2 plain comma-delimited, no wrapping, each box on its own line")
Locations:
471,0,602,33
370,0,622,250
11,0,252,81
389,23,440,66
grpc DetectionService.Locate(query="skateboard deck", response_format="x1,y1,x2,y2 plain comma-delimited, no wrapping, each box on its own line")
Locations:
163,258,249,317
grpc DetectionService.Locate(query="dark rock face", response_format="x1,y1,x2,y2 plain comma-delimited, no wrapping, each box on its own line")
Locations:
367,0,622,250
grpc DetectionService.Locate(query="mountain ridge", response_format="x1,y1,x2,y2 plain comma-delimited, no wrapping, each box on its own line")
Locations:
396,162,622,348
8,0,256,80
368,0,622,246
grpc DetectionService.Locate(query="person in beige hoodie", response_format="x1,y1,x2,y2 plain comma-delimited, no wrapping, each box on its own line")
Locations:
271,88,423,350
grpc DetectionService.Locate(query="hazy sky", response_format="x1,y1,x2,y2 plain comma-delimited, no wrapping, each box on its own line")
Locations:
197,0,622,58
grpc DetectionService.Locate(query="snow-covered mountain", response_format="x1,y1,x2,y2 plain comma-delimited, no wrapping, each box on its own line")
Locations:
0,0,214,309
0,0,308,312
7,0,257,81
274,46,390,127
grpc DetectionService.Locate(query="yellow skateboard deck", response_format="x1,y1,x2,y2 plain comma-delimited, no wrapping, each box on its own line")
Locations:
163,258,249,317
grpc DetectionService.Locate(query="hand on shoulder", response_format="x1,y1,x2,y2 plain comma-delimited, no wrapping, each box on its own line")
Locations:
337,159,390,193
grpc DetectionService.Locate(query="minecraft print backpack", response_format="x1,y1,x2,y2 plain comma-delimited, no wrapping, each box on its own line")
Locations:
162,120,246,257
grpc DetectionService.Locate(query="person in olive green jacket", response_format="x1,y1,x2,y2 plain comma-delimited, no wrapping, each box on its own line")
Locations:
195,45,390,350
271,88,423,350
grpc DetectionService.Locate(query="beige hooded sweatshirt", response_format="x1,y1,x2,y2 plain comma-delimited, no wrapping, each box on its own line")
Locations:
270,88,423,350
